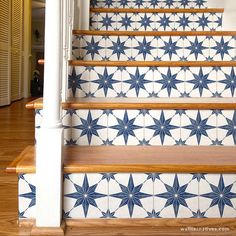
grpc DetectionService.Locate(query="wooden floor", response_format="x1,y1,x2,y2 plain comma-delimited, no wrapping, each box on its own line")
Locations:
1,99,236,236
0,99,34,236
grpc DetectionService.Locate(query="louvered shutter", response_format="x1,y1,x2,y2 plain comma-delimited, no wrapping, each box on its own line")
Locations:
0,0,11,106
11,0,23,101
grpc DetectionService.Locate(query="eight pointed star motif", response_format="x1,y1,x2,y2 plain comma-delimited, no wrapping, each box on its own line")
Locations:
156,174,197,217
177,14,191,30
134,37,155,60
196,14,211,30
158,67,182,96
110,110,142,144
201,175,236,217
126,68,150,96
160,37,181,60
100,13,115,30
189,68,214,96
183,111,215,144
108,37,129,60
158,14,172,30
186,37,207,60
65,174,106,217
146,110,178,144
119,13,134,30
74,111,106,144
138,14,154,30
111,174,151,217
83,37,103,60
93,68,119,96
212,37,234,60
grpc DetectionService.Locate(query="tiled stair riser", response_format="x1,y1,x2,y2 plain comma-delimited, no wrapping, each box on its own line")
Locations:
91,0,208,9
73,35,235,61
19,173,236,219
68,66,236,98
35,109,236,146
90,12,222,31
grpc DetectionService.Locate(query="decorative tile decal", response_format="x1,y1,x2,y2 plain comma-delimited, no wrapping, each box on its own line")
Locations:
64,174,108,218
199,174,236,217
64,109,236,146
18,174,36,218
19,173,236,219
90,13,222,31
72,35,235,61
68,66,236,98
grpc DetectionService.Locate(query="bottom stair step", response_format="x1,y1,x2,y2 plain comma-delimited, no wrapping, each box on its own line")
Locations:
6,145,236,174
8,146,236,220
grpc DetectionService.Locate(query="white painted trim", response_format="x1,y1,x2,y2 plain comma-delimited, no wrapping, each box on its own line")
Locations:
36,128,64,227
36,0,63,227
42,0,62,128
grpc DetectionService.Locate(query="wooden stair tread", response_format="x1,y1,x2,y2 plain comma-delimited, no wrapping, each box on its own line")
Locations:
69,60,236,67
73,30,236,36
6,145,236,174
26,97,236,110
90,8,224,13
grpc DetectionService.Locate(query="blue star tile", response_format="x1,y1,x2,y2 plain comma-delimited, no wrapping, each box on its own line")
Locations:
125,68,150,96
111,174,152,217
82,37,103,60
183,111,215,145
201,175,236,217
65,174,107,217
74,111,106,145
156,175,197,217
188,68,214,97
110,110,142,144
157,68,182,97
146,110,178,145
93,68,119,96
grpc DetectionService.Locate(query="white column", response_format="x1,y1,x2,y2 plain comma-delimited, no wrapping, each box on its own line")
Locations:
77,0,90,30
36,0,64,228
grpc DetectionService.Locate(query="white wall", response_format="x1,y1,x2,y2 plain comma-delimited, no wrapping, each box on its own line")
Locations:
208,0,236,30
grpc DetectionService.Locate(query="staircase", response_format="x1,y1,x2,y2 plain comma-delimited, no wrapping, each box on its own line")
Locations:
7,0,236,234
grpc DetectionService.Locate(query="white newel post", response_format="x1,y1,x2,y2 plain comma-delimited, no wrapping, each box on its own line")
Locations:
36,0,64,228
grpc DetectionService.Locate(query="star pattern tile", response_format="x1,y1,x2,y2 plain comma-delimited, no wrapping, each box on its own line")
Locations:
19,173,236,219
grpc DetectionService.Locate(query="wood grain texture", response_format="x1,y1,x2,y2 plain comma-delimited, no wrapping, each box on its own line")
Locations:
73,30,236,36
90,8,224,13
0,99,34,236
26,97,236,110
69,60,236,67
8,145,236,174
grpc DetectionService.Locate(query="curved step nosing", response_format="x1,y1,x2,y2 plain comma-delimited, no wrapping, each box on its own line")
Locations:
73,30,236,36
26,98,236,110
69,60,236,67
90,8,224,13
